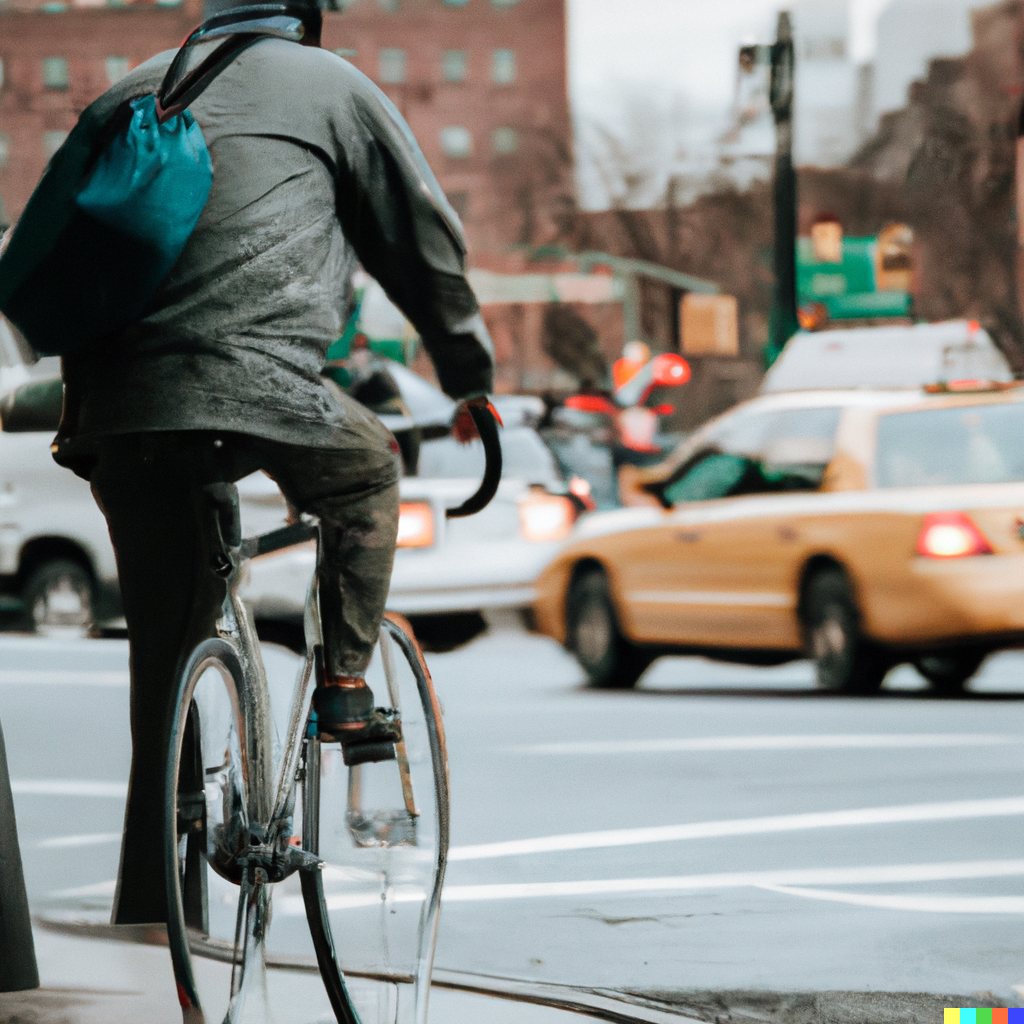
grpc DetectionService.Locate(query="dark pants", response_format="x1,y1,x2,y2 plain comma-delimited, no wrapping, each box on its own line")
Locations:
89,431,399,925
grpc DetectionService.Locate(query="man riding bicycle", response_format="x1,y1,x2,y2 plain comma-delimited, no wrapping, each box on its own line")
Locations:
48,0,495,926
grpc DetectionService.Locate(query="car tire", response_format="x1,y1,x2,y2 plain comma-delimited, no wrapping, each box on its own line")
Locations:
914,650,985,695
801,566,890,694
566,566,651,689
22,559,95,635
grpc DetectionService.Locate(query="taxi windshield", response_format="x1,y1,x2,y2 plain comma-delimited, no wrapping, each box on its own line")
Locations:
876,401,1024,487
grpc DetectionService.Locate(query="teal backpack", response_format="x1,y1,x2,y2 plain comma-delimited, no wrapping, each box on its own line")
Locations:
0,6,306,358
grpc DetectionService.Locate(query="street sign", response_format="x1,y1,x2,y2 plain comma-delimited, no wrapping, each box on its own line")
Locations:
796,234,912,325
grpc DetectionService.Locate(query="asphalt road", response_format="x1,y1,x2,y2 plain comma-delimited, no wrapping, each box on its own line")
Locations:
1,619,1022,1018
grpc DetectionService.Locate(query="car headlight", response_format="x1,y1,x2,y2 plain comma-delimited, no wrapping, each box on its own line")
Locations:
397,502,434,548
518,492,576,542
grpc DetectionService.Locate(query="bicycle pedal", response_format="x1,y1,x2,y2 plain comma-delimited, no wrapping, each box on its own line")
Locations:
325,708,402,766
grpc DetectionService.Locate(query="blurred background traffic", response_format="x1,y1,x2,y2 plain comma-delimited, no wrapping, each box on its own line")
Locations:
3,0,1024,1012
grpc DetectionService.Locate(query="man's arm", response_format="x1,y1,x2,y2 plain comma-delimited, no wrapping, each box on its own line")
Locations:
329,71,495,401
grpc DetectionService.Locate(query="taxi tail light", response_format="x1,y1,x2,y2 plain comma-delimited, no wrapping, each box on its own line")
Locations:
519,492,576,542
397,502,434,548
916,512,993,558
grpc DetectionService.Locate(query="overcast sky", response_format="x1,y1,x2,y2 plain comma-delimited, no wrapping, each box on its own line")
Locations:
567,0,892,116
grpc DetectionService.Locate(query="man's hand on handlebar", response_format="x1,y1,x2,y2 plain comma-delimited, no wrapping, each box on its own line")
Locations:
452,396,503,444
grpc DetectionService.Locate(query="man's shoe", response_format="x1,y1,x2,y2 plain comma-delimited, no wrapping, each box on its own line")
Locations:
312,679,401,765
312,677,374,731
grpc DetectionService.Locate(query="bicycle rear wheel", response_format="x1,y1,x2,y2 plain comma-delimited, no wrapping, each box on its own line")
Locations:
300,613,450,1024
165,637,278,1024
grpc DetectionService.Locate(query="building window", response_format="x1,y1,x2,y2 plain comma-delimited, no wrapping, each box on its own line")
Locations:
43,130,68,159
492,49,516,84
105,56,130,85
0,133,9,170
439,126,472,158
442,50,466,83
443,0,469,6
490,0,520,8
0,58,5,92
492,126,518,154
42,57,69,91
332,47,357,59
378,48,406,84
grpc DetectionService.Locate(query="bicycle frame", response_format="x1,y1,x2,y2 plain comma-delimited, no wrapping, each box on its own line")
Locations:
179,506,449,1023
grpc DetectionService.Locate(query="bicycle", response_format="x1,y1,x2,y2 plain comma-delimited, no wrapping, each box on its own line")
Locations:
163,406,502,1024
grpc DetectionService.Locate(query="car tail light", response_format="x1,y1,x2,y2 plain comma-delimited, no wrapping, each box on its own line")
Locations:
916,512,993,558
397,502,434,548
569,476,597,512
519,492,576,542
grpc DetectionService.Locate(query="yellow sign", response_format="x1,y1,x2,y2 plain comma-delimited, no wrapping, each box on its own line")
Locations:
680,293,739,356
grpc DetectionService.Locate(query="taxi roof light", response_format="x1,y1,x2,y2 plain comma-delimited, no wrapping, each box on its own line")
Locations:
916,512,992,558
397,502,434,549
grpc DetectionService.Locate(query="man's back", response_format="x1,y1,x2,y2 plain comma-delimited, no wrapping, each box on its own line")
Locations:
62,38,489,452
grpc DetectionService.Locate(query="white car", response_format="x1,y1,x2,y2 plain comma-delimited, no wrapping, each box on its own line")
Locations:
240,410,582,648
761,319,1013,393
0,337,581,639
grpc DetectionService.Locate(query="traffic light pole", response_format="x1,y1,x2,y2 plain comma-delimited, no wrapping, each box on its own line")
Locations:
767,11,798,366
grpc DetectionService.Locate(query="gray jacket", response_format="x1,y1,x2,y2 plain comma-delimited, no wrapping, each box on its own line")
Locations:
59,36,494,456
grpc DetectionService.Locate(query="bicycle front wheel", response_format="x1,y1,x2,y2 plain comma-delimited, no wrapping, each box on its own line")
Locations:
300,613,450,1024
164,637,276,1024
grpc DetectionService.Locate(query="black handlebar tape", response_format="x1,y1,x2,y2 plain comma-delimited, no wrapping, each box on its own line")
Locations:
446,405,503,519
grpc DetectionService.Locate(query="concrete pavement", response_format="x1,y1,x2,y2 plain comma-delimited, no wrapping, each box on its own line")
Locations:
1,621,1022,1019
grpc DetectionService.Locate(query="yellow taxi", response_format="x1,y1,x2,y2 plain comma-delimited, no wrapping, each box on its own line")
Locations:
532,384,1024,693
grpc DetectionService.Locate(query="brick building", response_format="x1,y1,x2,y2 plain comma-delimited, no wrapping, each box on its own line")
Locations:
0,0,573,258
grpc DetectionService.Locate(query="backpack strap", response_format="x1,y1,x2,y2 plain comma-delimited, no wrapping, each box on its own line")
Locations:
155,31,266,123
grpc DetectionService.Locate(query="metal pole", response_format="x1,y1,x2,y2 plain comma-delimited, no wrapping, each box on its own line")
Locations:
767,11,798,366
0,717,38,991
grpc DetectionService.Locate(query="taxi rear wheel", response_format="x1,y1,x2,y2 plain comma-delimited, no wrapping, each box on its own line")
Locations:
566,567,651,689
913,651,985,695
801,567,890,694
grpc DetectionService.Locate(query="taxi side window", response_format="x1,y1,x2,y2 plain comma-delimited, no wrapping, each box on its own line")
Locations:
660,407,841,506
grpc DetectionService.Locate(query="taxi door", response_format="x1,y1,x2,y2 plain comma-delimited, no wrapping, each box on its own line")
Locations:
631,406,841,649
621,406,781,646
676,406,843,649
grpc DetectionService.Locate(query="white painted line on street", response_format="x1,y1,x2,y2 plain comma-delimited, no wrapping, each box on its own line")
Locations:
49,879,118,899
511,733,1018,756
61,859,1024,915
0,670,128,687
273,858,1024,915
39,832,122,849
11,779,127,798
447,795,1024,861
759,884,1024,914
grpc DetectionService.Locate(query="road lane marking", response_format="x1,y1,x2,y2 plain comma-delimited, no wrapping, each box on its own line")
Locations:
270,858,1024,915
512,733,1019,756
447,795,1024,861
39,832,121,849
11,780,126,797
759,885,1024,914
59,859,1024,915
48,879,118,899
0,670,128,687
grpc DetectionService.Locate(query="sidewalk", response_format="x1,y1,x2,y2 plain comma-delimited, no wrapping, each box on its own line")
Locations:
0,928,598,1024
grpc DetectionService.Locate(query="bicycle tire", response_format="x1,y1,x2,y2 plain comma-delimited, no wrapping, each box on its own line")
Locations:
164,637,268,1024
300,613,450,1024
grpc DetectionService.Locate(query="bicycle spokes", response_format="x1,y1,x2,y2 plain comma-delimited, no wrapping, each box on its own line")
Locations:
299,619,448,1024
